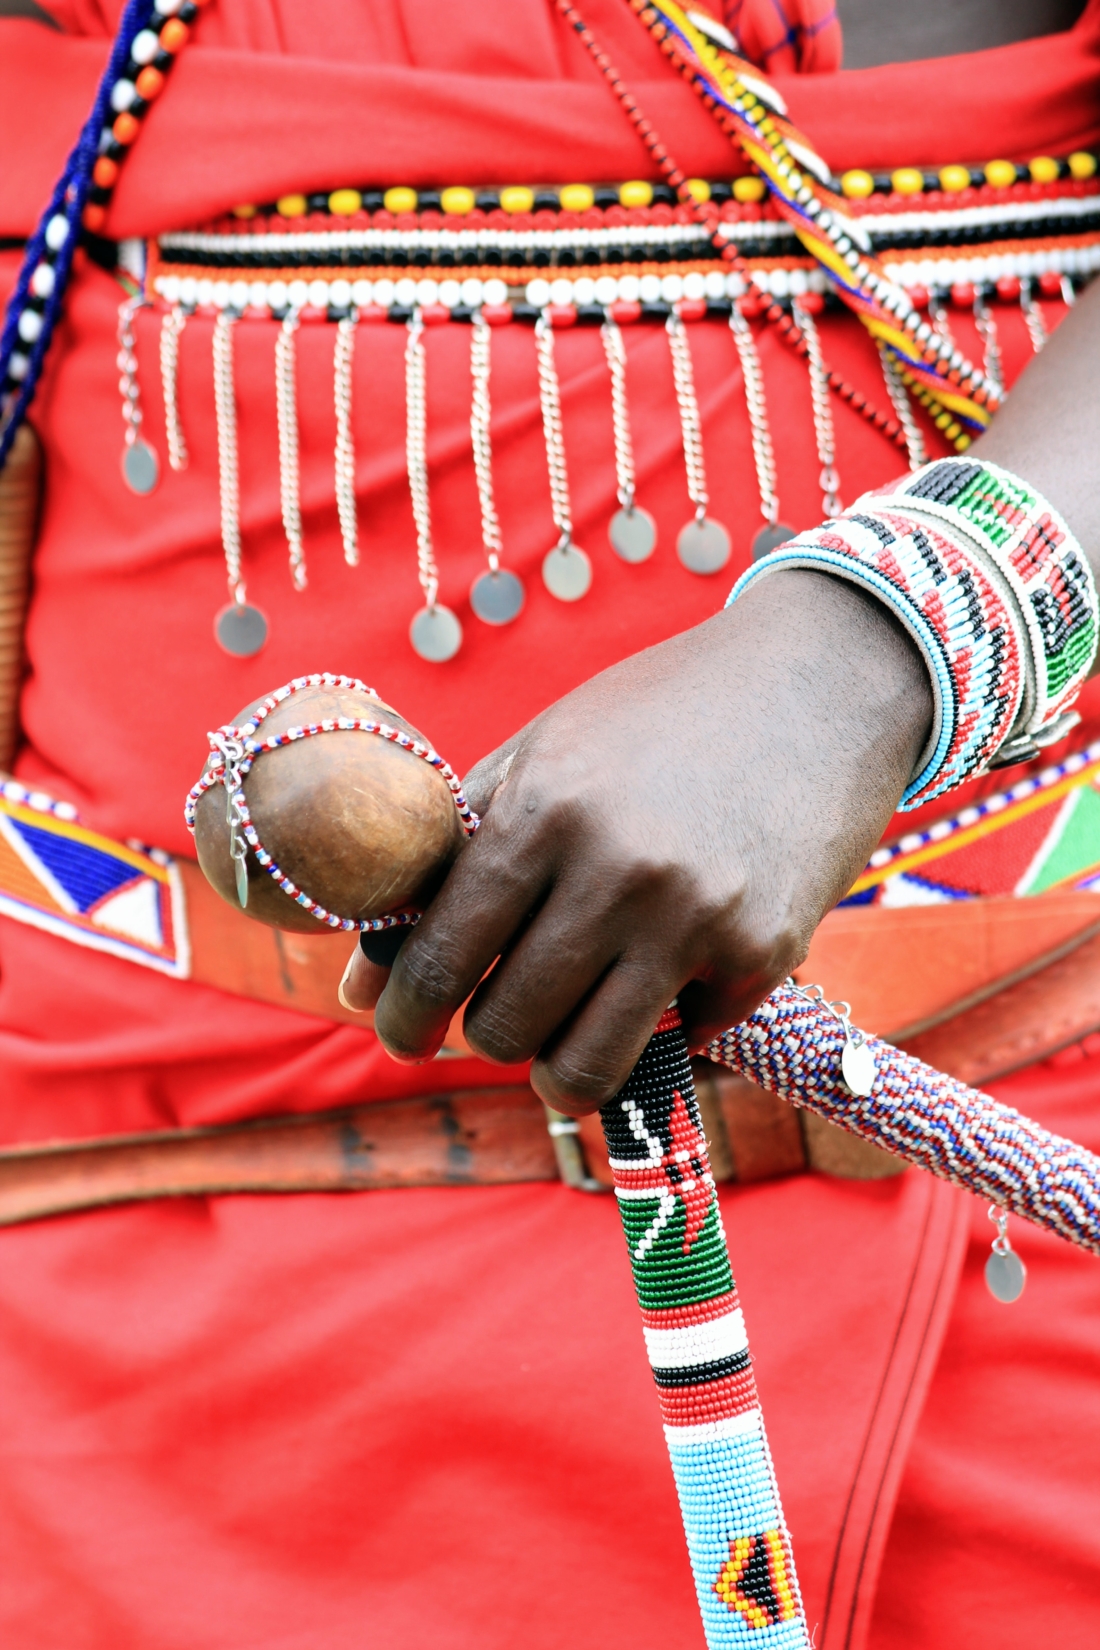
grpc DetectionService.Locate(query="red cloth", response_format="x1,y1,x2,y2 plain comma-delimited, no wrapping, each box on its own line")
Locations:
1,4,1099,1646
724,0,842,74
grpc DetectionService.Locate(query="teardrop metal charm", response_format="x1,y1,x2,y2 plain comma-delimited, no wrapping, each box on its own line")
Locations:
985,1248,1027,1303
676,515,731,575
410,604,463,662
215,602,269,658
470,567,525,626
841,1037,877,1098
122,438,159,495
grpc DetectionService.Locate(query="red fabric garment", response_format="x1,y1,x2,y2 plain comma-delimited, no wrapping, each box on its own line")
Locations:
0,4,1099,1647
724,0,842,74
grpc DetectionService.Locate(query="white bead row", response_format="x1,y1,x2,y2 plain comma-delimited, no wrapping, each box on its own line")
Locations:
886,241,1100,288
151,266,834,314
854,192,1100,239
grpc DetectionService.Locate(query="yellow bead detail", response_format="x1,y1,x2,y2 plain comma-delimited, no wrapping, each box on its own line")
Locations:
328,189,362,216
559,183,595,211
499,186,535,214
231,204,257,219
890,167,924,196
733,175,767,203
276,194,307,218
383,186,418,214
1069,150,1098,180
938,164,971,193
840,169,874,199
440,186,476,215
619,179,654,207
1029,155,1060,184
684,177,711,203
983,159,1017,189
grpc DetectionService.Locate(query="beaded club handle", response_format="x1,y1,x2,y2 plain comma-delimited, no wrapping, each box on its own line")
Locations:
706,981,1100,1256
601,1006,809,1648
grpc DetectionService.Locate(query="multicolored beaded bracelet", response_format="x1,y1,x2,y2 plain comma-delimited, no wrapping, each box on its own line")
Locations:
870,458,1099,762
184,673,479,929
729,460,1098,804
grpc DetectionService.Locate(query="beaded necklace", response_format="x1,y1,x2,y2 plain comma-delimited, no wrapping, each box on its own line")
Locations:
608,0,1000,449
0,0,206,471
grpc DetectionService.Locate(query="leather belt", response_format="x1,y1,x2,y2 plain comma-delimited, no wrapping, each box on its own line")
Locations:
0,1064,908,1229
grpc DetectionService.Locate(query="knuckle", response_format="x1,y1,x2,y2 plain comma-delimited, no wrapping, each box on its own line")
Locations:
464,999,539,1067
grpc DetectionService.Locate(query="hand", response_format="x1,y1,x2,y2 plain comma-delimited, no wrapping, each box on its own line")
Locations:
345,569,932,1112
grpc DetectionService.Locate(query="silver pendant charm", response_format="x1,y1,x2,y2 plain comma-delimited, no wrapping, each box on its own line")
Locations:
676,514,731,575
234,847,249,909
122,438,159,495
470,567,525,626
609,505,657,565
986,1206,1027,1302
410,603,463,662
841,1034,877,1098
751,521,797,561
215,602,268,658
542,539,592,602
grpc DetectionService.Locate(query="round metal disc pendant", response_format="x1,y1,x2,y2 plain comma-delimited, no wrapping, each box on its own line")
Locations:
410,603,463,662
751,521,797,561
985,1248,1027,1304
609,505,657,564
841,1038,878,1098
677,515,731,575
470,567,525,626
215,602,268,657
542,541,592,602
122,438,159,495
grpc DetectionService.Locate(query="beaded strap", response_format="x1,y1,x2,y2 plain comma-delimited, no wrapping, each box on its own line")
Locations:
600,1007,808,1647
871,458,1098,756
728,505,1028,808
706,982,1100,1257
0,0,205,469
184,673,478,930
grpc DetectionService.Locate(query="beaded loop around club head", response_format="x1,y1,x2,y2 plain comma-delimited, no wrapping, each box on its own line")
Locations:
184,672,479,931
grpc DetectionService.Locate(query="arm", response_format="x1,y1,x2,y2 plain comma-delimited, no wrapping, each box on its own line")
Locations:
353,286,1100,1112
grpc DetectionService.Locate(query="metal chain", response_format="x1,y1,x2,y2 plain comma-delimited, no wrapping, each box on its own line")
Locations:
116,295,147,455
470,316,504,569
1060,275,1076,307
728,301,779,527
534,310,574,544
972,292,1004,397
333,312,359,566
158,304,188,471
1020,279,1048,354
930,292,956,345
274,310,307,590
877,345,926,472
793,299,841,517
600,315,637,511
405,314,440,610
212,310,244,603
666,310,709,518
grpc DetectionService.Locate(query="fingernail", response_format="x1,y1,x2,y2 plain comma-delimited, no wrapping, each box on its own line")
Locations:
338,951,361,1012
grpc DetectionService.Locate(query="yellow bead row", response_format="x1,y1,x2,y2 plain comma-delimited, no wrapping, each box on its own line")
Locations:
246,176,770,220
839,151,1098,200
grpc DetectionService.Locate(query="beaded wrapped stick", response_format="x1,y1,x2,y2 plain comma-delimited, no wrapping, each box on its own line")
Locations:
187,672,1100,1650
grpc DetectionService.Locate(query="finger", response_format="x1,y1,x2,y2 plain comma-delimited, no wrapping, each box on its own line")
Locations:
337,941,391,1012
528,954,683,1115
373,807,551,1062
460,874,626,1066
461,737,521,818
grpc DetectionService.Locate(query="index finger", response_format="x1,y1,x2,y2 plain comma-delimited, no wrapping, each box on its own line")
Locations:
372,800,550,1062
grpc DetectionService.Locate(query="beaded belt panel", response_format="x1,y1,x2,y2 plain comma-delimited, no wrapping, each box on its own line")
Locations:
149,151,1100,318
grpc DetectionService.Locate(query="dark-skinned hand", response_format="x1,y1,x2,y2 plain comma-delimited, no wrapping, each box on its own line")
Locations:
341,569,932,1112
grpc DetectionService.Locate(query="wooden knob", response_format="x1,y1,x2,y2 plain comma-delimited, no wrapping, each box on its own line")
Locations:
192,682,465,933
